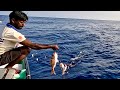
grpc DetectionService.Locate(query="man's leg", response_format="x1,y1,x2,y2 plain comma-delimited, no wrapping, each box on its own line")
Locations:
5,46,31,68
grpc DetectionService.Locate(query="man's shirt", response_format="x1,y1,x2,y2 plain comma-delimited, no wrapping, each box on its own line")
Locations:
0,23,26,55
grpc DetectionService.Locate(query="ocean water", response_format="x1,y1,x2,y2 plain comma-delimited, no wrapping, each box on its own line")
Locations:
1,15,120,79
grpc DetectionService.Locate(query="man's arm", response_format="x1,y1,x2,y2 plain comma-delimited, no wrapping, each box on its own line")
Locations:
20,39,59,50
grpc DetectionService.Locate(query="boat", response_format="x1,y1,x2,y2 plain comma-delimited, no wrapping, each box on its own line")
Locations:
0,57,31,79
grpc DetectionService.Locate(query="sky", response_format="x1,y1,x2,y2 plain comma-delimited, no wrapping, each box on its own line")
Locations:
1,11,120,21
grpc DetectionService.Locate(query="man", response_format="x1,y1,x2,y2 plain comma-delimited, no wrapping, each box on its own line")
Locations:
0,11,59,72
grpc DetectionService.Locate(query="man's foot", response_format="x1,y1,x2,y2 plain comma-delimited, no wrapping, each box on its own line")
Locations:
6,68,21,74
2,68,21,79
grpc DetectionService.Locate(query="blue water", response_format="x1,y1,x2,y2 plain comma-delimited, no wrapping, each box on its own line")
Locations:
1,15,120,79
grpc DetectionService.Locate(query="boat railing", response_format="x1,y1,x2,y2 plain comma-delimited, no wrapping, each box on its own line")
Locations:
23,57,31,79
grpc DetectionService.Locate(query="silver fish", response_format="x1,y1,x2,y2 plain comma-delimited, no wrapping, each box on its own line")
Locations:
59,62,68,75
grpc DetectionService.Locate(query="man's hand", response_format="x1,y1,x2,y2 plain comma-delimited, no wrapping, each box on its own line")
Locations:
51,45,59,50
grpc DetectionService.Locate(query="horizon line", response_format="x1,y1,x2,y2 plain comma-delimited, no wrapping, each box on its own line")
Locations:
0,14,120,22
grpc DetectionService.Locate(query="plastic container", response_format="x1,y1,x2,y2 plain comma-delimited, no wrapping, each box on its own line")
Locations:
13,69,26,79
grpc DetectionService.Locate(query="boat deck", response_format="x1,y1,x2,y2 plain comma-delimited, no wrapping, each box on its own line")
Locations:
0,68,16,79
0,58,31,79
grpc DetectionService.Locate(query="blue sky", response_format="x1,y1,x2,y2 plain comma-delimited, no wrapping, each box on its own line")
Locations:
1,11,120,21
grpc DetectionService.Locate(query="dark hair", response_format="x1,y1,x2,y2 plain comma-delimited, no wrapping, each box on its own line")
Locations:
9,11,28,21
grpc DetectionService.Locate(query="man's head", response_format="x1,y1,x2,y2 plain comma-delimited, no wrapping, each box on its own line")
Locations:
9,11,28,29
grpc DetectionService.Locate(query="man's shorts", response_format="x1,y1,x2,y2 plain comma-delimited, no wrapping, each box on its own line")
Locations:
0,48,21,66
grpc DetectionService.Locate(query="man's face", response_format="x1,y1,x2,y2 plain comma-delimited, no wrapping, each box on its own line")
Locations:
12,19,27,29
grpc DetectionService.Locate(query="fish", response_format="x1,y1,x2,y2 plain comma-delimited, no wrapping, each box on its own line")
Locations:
59,62,68,75
50,52,59,75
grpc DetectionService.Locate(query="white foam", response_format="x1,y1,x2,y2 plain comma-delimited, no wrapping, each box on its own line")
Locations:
32,54,34,57
71,57,80,61
36,58,39,61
